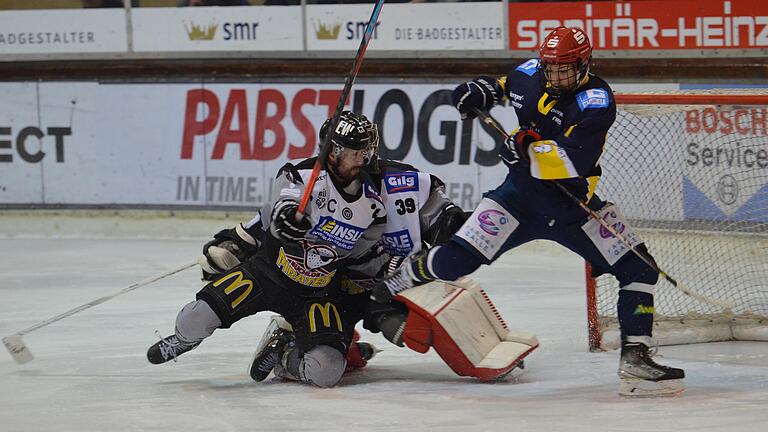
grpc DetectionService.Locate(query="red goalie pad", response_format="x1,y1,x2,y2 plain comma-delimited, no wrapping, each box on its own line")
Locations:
395,278,539,381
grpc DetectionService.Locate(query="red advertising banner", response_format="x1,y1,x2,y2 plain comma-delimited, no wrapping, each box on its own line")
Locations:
509,0,768,50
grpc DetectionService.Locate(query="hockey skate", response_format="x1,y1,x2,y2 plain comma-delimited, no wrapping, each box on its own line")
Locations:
618,341,685,398
356,342,378,362
250,316,295,382
146,333,200,364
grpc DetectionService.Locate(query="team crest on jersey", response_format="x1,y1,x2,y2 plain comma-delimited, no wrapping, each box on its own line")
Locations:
275,243,337,288
309,216,365,250
576,89,609,111
305,243,337,269
384,172,419,194
381,229,415,256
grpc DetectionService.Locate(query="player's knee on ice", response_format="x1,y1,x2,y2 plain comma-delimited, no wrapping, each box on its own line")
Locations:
299,345,346,388
175,300,221,345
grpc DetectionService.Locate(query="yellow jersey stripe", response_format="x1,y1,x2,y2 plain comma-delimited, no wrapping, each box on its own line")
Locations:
564,124,577,137
586,175,600,201
527,140,579,180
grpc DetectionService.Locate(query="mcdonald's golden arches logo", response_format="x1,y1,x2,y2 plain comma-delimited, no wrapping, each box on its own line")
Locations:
213,271,253,309
307,302,343,333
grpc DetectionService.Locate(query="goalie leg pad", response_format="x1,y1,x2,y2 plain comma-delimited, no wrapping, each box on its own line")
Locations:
402,311,432,354
395,277,539,381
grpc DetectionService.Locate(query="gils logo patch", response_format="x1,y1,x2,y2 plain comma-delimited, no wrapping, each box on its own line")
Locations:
384,172,418,194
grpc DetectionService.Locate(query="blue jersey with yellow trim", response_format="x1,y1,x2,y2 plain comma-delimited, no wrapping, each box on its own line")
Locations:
499,59,616,214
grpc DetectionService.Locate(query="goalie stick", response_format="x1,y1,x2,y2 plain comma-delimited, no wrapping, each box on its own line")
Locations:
2,260,198,365
296,0,385,219
471,107,735,311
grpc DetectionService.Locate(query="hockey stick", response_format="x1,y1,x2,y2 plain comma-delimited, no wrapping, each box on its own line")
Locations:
296,0,385,219
2,260,198,365
471,107,735,310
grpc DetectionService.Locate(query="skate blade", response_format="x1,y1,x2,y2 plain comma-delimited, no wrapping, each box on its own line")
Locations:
619,378,685,398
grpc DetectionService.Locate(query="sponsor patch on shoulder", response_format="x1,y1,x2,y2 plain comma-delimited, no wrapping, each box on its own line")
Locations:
515,58,539,76
384,172,419,194
576,88,610,111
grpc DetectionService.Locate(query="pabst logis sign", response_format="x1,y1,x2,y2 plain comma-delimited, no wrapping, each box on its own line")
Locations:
177,84,515,209
180,85,512,167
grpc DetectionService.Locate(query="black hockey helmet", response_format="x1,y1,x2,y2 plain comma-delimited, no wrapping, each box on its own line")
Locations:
319,111,379,166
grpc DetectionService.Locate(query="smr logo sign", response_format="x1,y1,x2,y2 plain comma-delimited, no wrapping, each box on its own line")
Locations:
0,126,71,163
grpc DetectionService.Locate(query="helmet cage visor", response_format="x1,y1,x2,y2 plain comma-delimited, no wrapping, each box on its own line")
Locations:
328,122,379,166
538,57,589,97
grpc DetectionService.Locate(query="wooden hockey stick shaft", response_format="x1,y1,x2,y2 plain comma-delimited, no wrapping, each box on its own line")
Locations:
296,0,385,219
471,107,734,310
3,260,198,364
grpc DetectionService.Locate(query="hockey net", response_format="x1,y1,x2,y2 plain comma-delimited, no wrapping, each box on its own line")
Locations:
587,90,768,351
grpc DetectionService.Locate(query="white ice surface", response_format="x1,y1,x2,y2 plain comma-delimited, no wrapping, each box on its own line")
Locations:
1,237,767,432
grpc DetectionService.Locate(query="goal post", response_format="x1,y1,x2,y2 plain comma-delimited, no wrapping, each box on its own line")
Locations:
587,90,768,351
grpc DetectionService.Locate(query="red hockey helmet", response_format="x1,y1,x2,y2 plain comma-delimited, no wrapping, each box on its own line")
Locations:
538,26,592,97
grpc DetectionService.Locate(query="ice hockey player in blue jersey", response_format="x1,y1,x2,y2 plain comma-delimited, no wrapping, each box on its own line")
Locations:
374,26,685,397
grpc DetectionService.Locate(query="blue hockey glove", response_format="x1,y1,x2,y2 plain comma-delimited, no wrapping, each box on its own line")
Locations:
452,76,503,120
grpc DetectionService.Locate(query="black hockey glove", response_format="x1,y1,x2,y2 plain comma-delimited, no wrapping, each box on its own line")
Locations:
270,200,312,242
423,204,469,246
199,223,262,281
501,127,542,166
452,76,503,120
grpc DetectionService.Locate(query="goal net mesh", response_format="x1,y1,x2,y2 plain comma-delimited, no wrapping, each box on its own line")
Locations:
588,90,768,350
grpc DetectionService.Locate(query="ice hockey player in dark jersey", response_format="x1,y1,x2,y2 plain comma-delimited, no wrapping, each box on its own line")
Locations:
194,122,469,380
374,26,685,397
248,157,470,382
146,111,386,388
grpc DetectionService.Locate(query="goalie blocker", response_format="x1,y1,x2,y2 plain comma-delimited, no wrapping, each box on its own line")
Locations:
394,277,539,381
